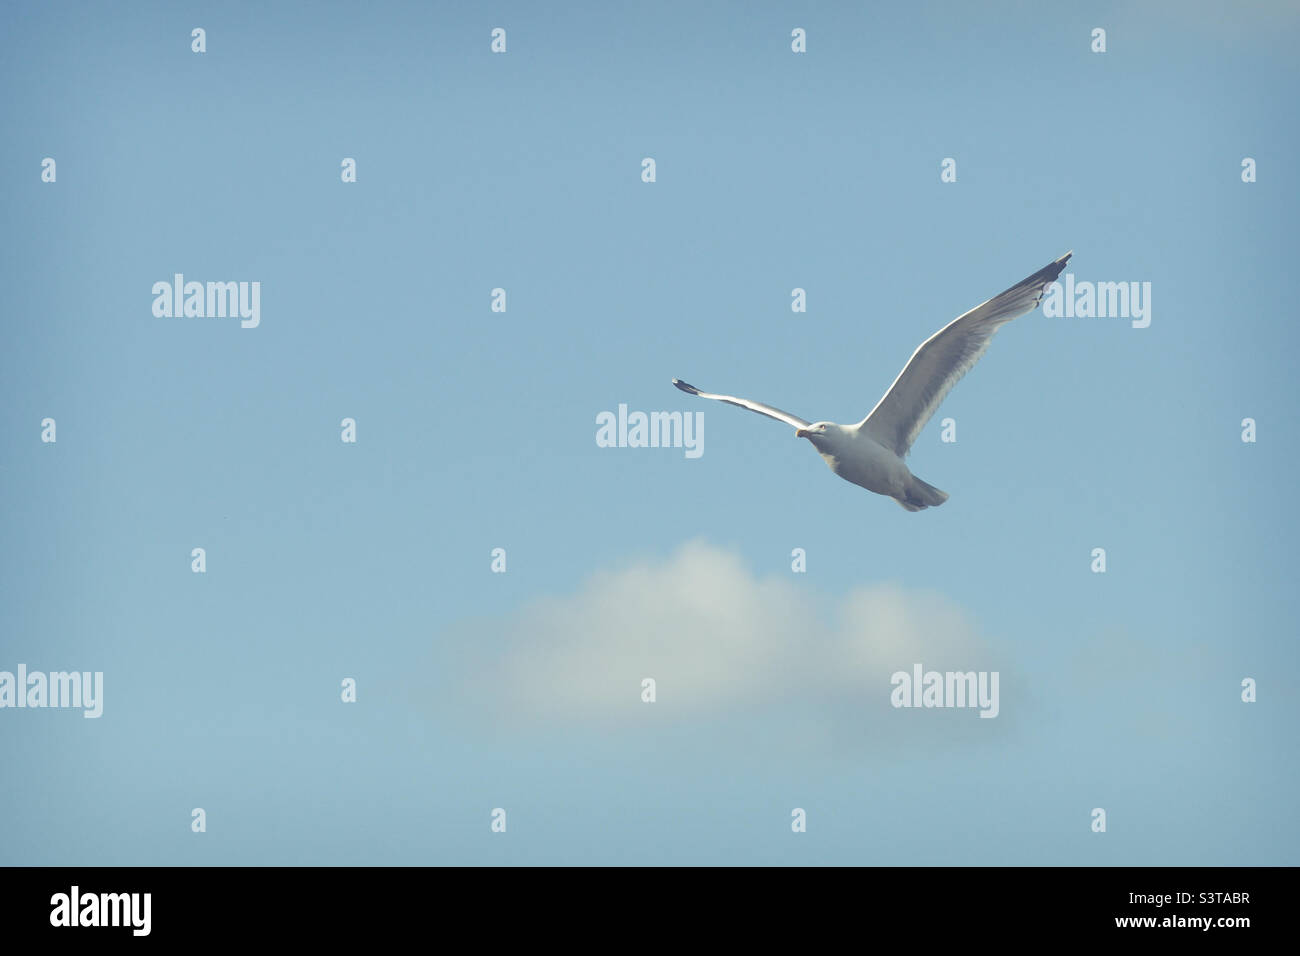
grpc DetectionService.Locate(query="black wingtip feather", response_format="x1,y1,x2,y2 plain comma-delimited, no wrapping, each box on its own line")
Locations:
1035,251,1073,290
672,379,700,395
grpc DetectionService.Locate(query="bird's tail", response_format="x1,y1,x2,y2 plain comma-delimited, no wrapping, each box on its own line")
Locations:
897,475,950,511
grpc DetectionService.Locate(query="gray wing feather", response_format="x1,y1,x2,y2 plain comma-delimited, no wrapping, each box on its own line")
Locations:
672,379,810,429
857,251,1072,457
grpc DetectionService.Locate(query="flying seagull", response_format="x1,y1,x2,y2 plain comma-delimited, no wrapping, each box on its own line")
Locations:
672,251,1072,511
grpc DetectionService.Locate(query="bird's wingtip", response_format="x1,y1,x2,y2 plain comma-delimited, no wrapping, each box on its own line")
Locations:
672,378,699,395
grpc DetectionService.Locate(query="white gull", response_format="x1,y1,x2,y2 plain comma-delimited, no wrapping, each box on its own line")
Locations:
673,251,1072,510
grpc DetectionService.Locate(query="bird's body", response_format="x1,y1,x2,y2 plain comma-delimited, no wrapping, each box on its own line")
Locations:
800,423,944,511
672,251,1072,511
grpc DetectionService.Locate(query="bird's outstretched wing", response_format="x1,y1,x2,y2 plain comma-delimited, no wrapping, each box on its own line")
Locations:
672,379,810,429
857,251,1072,458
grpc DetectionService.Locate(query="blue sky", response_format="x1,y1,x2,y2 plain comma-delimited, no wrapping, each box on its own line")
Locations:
1,0,1297,865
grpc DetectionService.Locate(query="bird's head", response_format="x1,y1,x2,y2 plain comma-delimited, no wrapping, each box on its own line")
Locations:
795,422,833,443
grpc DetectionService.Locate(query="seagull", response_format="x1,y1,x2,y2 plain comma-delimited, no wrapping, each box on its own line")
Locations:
672,251,1072,510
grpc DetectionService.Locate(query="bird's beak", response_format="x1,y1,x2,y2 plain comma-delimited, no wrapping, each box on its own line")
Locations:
795,429,810,438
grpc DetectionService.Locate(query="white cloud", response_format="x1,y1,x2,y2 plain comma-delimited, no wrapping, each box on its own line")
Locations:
448,541,1020,747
